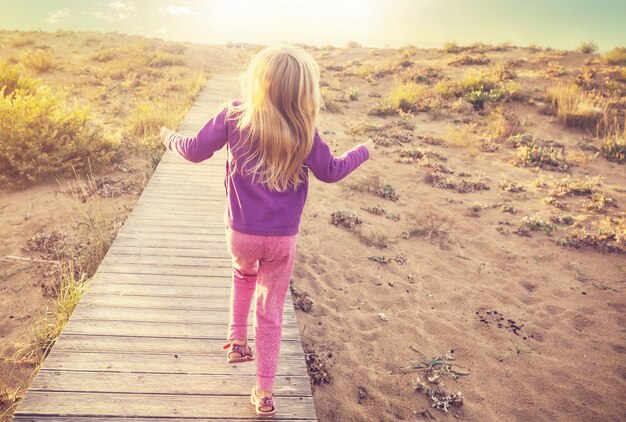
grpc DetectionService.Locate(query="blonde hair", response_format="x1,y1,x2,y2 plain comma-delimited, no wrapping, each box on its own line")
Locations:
228,44,321,192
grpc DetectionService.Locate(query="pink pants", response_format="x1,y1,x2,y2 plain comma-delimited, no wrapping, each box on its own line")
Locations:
225,226,298,392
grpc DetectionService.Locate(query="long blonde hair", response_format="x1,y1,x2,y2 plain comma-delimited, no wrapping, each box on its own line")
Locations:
228,44,321,192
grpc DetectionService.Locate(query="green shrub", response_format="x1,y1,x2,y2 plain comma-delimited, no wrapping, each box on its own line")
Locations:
600,138,626,163
149,52,184,68
577,42,598,54
443,42,462,53
0,86,114,186
604,47,626,65
545,82,611,133
513,143,569,171
20,49,55,73
0,60,39,96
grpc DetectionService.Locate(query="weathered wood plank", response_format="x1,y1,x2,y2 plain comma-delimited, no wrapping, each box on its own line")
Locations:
29,371,312,396
79,293,295,311
40,352,308,376
51,335,307,355
69,303,298,325
90,272,233,287
105,246,231,259
109,239,227,250
100,255,234,267
96,264,233,277
16,392,317,419
114,232,227,241
61,319,301,340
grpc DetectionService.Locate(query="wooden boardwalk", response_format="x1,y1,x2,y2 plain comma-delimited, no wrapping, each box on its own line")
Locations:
14,76,318,421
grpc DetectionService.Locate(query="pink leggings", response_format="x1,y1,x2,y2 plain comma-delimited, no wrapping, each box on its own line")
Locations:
225,227,298,392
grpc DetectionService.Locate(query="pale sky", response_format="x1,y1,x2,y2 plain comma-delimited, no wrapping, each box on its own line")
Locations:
0,0,624,51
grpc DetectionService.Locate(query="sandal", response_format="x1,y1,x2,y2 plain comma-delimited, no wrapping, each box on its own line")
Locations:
222,340,254,363
250,385,276,417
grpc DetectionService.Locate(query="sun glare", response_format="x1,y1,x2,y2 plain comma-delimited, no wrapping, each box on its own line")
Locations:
207,0,377,45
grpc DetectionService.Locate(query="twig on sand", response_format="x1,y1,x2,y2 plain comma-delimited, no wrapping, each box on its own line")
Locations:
4,255,59,264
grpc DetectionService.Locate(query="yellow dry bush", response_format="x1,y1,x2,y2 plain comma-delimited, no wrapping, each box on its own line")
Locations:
0,77,114,186
20,49,55,73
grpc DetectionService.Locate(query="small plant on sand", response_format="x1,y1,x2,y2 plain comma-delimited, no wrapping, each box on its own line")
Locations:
449,54,490,66
377,183,399,201
604,47,626,65
545,61,565,78
600,138,626,163
513,143,569,171
0,71,113,187
344,87,360,101
424,171,489,193
0,60,39,95
401,349,468,413
304,347,332,385
549,175,603,198
465,88,492,110
321,88,342,113
330,210,363,231
149,52,184,68
367,255,391,264
399,147,447,162
545,82,613,135
500,203,517,214
359,231,389,249
289,280,313,312
581,193,618,213
370,82,427,115
442,42,463,54
578,42,598,54
498,178,526,192
21,259,92,360
515,213,556,236
402,207,451,240
362,204,386,215
19,49,55,73
556,216,625,254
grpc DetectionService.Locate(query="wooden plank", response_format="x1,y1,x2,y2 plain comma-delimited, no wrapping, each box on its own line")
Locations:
114,232,227,241
118,226,228,235
96,264,233,277
86,283,234,296
16,392,317,419
68,306,298,326
29,371,312,396
40,352,308,376
90,272,233,287
60,319,301,340
100,255,233,268
79,293,295,311
109,238,227,249
105,246,231,259
51,335,307,355
119,219,226,228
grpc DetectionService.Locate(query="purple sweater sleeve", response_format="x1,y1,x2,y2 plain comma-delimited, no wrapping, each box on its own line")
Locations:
304,128,369,183
165,107,228,163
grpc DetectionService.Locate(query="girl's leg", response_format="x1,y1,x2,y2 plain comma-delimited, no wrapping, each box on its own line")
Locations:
254,234,298,394
226,228,262,344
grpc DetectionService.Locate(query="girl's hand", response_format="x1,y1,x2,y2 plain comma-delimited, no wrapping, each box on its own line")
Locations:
160,127,174,145
363,139,375,159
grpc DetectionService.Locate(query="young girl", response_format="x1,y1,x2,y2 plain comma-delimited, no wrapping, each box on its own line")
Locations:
161,44,373,417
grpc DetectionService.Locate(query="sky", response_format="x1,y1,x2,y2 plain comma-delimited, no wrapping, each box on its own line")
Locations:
0,0,624,51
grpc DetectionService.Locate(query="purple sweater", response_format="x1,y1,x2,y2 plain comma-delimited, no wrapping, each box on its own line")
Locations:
165,102,369,236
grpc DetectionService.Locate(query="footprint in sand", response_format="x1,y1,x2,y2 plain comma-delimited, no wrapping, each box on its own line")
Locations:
572,314,594,332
